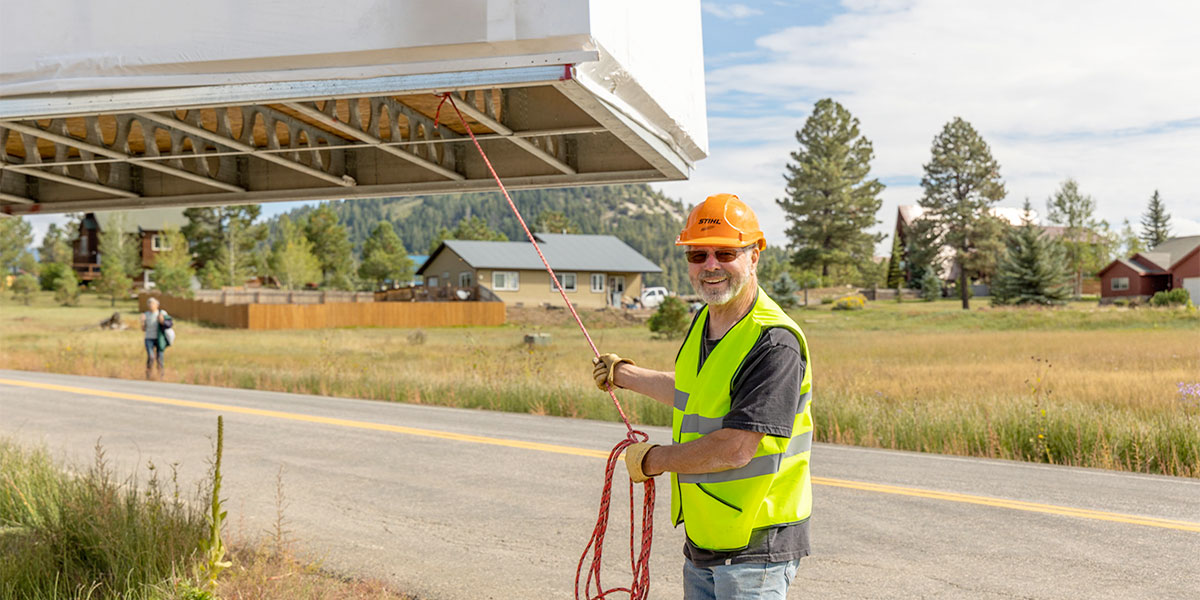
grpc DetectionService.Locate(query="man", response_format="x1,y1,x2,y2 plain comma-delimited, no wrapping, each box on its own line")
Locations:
139,297,169,379
592,194,813,599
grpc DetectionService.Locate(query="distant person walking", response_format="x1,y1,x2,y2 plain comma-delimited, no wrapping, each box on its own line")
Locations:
140,297,171,379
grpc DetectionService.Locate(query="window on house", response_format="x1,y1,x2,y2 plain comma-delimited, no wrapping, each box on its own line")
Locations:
459,272,473,287
441,272,450,286
493,271,519,291
1111,277,1129,291
427,276,438,288
591,273,605,292
151,234,170,251
552,273,577,292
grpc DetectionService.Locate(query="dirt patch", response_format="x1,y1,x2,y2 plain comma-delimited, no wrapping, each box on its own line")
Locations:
506,305,651,329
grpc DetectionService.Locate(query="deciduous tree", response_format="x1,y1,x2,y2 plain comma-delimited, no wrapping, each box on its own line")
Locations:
269,216,322,291
1046,179,1107,298
918,117,1006,310
1119,218,1145,257
94,212,139,306
0,216,33,291
778,98,885,278
38,223,73,266
151,228,196,297
1140,190,1171,248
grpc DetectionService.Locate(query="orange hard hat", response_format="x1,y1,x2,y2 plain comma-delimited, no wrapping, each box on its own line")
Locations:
676,194,766,249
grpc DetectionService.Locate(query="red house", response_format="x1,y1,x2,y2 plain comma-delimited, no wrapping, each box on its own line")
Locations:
1097,235,1200,303
74,209,188,288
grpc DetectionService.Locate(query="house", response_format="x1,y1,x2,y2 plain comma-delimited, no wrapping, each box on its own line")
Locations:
1098,235,1200,303
74,208,188,288
418,234,662,309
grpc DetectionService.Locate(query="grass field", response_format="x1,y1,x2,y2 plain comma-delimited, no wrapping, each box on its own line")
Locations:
0,434,410,600
2,291,1197,477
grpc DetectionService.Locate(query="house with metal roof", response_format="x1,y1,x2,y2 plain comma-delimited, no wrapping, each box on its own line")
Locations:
417,234,661,309
1097,235,1200,303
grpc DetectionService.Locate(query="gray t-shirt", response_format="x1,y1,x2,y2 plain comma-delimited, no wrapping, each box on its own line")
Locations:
143,310,162,340
681,319,810,567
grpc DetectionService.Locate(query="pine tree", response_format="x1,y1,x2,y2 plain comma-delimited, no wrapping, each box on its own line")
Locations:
992,200,1071,306
535,210,580,234
919,268,942,301
11,273,37,305
152,228,196,297
919,117,1006,310
1140,190,1171,248
270,216,322,290
53,267,80,306
427,215,508,254
770,271,801,309
94,212,138,306
358,221,414,289
778,98,885,278
304,204,356,290
183,206,266,288
885,234,903,288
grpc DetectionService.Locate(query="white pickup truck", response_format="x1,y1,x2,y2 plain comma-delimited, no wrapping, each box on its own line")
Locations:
640,287,670,308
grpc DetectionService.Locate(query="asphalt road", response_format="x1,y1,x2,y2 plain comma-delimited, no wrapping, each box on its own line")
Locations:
1,369,1197,599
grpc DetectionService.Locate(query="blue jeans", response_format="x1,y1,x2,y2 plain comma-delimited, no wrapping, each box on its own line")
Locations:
683,558,800,600
144,338,164,373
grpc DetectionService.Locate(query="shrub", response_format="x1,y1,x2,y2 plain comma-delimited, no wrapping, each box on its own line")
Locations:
832,294,867,311
1111,298,1128,307
1150,288,1191,307
38,261,70,291
820,297,835,305
52,268,80,306
919,270,942,302
10,273,37,305
647,296,690,338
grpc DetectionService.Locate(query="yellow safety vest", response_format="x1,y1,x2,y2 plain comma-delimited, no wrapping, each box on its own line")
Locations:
671,288,813,551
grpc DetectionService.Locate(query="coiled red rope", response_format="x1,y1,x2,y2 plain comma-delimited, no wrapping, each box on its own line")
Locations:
435,93,655,600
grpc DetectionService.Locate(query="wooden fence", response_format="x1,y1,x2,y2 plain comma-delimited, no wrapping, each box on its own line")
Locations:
138,292,504,330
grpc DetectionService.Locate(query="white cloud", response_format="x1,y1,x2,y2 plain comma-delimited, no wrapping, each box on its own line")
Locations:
702,3,764,20
683,0,1200,251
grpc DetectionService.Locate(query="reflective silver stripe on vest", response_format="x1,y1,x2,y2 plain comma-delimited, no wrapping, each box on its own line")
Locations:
674,389,689,411
679,413,725,435
676,391,812,436
797,391,812,415
677,430,813,484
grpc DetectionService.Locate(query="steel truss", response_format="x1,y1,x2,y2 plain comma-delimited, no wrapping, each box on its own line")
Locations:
0,70,691,214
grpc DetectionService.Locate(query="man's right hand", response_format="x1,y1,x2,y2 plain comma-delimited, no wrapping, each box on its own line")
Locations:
592,353,635,391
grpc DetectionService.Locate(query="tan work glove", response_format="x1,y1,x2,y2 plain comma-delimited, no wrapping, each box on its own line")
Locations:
624,442,660,483
592,353,635,391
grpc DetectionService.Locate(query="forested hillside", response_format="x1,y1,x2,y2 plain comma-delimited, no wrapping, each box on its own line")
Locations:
271,184,693,291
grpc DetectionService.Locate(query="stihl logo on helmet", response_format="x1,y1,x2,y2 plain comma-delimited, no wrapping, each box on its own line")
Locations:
676,193,766,249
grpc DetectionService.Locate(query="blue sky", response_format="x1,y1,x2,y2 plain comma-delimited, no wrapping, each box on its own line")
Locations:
657,0,1200,253
21,0,1200,254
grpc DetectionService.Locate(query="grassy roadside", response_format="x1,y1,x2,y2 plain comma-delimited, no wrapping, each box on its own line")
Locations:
0,434,410,600
2,291,1198,477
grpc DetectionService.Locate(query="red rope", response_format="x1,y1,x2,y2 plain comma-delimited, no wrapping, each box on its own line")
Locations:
435,93,655,600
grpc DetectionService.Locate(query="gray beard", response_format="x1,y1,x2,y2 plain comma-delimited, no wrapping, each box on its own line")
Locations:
691,269,747,307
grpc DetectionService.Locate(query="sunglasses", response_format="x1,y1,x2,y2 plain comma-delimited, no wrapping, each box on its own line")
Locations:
685,246,754,264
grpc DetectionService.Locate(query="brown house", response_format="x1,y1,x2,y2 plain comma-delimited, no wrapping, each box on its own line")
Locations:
74,208,188,287
1097,235,1200,303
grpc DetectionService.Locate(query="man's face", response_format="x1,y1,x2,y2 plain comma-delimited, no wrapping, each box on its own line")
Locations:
686,245,758,307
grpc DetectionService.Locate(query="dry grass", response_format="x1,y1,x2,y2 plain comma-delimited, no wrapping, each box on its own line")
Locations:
2,291,1197,476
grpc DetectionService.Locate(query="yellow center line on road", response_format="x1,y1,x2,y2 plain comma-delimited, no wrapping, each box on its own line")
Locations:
4,377,1199,534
